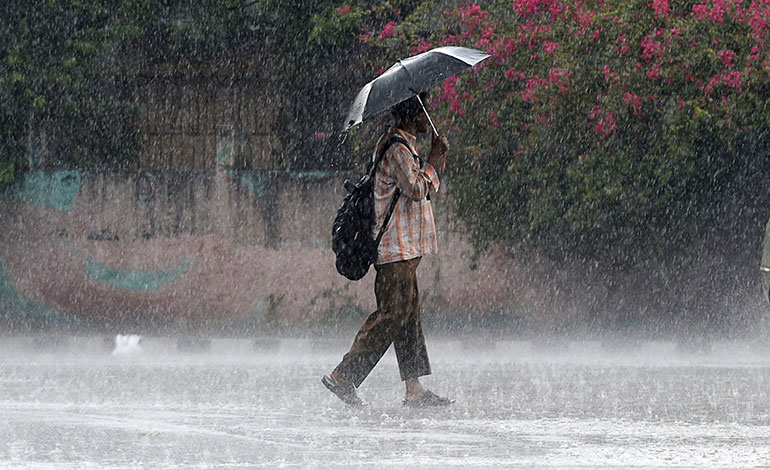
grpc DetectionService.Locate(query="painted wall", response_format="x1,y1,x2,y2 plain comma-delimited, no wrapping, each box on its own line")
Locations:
0,169,532,333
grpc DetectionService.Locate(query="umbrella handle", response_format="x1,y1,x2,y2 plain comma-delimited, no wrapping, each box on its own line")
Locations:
414,93,439,137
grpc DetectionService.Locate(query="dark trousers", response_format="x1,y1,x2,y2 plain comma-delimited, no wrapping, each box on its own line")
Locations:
332,257,431,388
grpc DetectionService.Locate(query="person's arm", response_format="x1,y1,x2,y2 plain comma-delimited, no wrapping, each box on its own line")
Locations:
386,143,439,201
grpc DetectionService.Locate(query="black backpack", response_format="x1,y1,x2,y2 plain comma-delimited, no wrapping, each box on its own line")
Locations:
332,136,408,280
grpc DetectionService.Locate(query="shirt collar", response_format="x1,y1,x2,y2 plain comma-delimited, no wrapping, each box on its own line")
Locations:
387,126,419,154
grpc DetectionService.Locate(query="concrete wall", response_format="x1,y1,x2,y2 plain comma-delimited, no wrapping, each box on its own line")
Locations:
0,169,533,333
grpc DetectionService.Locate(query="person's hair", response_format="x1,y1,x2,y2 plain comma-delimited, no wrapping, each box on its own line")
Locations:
392,92,429,124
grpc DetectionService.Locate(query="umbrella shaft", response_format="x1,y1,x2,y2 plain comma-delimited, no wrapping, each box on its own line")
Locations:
415,94,439,137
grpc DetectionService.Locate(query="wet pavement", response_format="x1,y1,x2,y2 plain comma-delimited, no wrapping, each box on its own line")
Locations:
1,336,770,469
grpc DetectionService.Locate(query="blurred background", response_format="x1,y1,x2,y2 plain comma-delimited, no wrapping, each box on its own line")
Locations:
2,1,770,346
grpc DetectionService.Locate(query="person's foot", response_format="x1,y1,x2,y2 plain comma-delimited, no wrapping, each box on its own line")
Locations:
403,390,454,407
322,374,364,406
404,377,426,401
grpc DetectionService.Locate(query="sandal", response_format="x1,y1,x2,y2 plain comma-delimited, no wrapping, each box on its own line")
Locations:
322,375,364,406
403,390,454,407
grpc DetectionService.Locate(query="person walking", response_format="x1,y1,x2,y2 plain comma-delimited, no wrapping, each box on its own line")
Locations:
322,93,453,407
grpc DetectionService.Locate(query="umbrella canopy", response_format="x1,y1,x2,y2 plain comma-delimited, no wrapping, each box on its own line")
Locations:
343,46,490,134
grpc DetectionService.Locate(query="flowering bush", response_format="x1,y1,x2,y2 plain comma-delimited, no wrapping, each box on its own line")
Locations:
358,1,770,269
325,0,770,328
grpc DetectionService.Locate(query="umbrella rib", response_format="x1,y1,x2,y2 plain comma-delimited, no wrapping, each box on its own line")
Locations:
398,60,439,136
397,59,416,90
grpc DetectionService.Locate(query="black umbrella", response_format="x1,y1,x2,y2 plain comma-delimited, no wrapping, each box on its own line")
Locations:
343,46,490,136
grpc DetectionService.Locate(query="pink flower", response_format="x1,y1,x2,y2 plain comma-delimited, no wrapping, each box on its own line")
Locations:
543,41,559,53
722,71,742,88
651,0,670,17
591,107,616,137
476,38,491,50
441,76,459,102
747,4,770,39
513,0,546,17
641,35,661,60
703,74,722,94
506,68,525,81
513,0,564,19
549,68,569,92
616,34,630,55
711,0,726,23
623,93,642,113
504,37,518,54
647,62,662,80
717,49,736,67
413,40,433,54
594,112,616,137
692,4,709,20
602,66,616,82
589,105,602,120
450,99,465,116
315,132,326,139
490,111,500,128
575,8,595,32
692,0,726,22
521,75,547,102
549,67,563,84
379,21,397,39
459,3,484,19
337,5,350,15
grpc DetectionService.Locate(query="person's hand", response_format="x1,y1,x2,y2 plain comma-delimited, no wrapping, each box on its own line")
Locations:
427,134,449,173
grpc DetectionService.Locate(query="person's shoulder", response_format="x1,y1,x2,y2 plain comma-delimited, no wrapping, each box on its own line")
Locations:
387,130,417,154
384,141,414,168
381,133,410,155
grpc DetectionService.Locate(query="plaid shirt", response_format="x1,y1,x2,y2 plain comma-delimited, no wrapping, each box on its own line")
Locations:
371,127,440,265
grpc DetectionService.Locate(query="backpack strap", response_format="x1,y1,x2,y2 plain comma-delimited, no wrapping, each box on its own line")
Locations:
368,135,410,178
370,135,412,248
375,187,401,246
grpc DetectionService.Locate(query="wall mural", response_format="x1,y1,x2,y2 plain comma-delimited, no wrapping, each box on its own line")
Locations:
0,170,527,333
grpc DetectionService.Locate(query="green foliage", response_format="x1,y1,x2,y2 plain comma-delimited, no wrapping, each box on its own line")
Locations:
275,1,420,171
0,0,143,178
309,5,368,46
